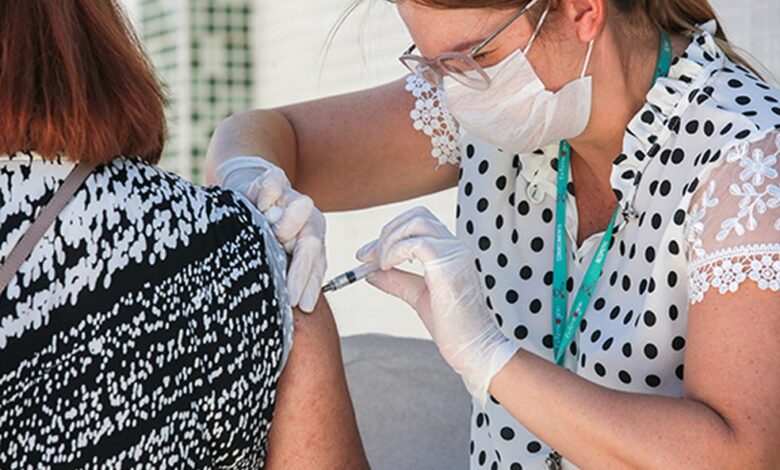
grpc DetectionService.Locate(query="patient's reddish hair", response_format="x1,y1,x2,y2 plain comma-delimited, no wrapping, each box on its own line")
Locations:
0,0,166,164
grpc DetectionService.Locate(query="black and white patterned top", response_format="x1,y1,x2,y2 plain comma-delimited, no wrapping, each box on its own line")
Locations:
0,155,293,469
407,22,780,469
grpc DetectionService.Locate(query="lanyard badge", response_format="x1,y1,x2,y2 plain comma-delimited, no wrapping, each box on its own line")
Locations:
550,31,673,367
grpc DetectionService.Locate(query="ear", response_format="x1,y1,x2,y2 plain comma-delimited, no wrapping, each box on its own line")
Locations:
560,0,607,43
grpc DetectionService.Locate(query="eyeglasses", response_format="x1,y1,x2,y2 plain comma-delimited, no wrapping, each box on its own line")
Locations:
399,0,540,90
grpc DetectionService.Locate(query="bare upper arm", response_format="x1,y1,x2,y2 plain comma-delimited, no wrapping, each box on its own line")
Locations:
277,77,459,212
683,285,780,466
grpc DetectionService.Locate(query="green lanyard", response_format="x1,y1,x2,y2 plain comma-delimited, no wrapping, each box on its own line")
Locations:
551,31,673,367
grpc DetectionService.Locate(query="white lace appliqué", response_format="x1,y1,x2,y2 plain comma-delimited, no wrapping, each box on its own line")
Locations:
689,245,780,303
717,138,780,240
687,133,780,304
405,75,461,167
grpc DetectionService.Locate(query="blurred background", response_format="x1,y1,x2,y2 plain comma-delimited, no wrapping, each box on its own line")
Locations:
119,0,780,339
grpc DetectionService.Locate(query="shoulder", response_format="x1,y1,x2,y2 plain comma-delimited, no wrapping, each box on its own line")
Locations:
93,157,263,235
51,157,287,278
676,29,780,149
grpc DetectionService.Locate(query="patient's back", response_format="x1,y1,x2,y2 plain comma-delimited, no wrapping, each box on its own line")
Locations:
0,154,292,468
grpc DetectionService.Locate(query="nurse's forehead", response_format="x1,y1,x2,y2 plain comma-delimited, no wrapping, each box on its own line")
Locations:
397,2,519,57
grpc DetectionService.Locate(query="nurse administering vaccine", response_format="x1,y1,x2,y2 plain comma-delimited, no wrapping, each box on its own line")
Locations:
208,0,780,467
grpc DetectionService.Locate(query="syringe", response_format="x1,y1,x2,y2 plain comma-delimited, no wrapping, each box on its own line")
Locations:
321,261,381,293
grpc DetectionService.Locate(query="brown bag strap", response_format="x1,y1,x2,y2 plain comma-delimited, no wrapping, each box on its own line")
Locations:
0,162,96,295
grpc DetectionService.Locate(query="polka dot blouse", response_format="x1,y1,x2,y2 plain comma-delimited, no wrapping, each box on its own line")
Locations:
0,155,293,468
407,21,780,470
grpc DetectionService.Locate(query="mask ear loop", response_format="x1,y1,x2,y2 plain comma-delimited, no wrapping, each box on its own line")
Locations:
579,40,595,78
523,2,552,55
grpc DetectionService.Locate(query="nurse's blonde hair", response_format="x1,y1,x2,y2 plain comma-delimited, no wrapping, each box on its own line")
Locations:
396,0,766,79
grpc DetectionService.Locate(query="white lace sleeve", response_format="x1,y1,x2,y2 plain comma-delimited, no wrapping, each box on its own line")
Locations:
685,130,780,304
404,75,462,167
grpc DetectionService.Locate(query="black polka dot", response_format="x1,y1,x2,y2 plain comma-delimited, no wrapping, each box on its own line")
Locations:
477,198,489,212
479,237,491,251
531,237,544,252
609,306,621,320
594,362,606,377
667,271,678,287
671,148,684,164
526,441,542,453
669,304,679,321
500,427,515,441
645,374,661,388
643,310,657,327
542,334,554,349
517,201,530,216
478,160,489,174
514,325,528,340
672,336,686,351
506,289,519,304
590,330,602,343
673,209,686,225
644,343,658,359
529,299,542,314
519,266,533,280
618,370,632,384
651,213,663,229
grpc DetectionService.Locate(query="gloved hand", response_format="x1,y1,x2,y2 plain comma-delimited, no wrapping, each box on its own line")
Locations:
215,156,326,313
356,206,520,407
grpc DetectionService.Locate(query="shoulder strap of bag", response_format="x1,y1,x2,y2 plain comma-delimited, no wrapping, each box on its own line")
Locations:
0,162,97,295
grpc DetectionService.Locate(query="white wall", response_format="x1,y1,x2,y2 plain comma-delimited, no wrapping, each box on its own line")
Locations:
711,0,780,81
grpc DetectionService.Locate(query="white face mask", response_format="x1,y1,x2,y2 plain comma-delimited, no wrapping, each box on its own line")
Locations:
443,6,595,154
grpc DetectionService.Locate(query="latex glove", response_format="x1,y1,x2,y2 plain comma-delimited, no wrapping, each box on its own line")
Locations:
215,156,327,313
356,206,520,407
